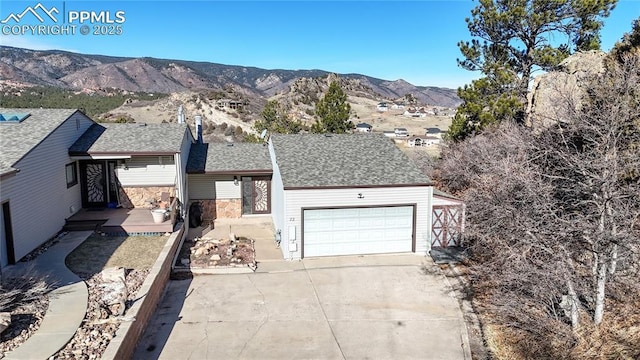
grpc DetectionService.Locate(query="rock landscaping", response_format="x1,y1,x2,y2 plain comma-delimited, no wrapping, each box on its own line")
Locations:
1,233,167,359
53,268,148,359
176,235,257,271
0,296,48,358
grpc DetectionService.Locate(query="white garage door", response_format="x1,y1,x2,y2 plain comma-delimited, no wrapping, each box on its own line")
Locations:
303,206,414,257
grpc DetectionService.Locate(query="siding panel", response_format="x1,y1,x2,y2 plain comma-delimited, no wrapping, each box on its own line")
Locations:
268,140,285,251
116,156,176,186
176,128,194,216
188,174,215,199
0,112,94,264
216,178,241,199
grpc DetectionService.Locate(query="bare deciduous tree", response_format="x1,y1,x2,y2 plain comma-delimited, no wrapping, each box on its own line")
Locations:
432,53,640,357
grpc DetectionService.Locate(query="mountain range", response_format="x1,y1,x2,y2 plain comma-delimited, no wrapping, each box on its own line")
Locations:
0,46,461,108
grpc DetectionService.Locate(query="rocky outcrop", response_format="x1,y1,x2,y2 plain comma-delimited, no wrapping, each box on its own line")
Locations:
0,312,11,334
527,50,607,128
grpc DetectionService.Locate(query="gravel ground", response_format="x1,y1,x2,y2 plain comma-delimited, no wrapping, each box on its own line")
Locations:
0,297,49,357
53,269,148,359
0,233,166,359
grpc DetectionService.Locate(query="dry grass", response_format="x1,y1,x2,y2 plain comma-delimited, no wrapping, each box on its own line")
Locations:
0,264,50,312
481,296,640,360
65,233,168,275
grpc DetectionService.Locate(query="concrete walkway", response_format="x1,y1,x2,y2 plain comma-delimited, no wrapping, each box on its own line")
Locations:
4,231,92,360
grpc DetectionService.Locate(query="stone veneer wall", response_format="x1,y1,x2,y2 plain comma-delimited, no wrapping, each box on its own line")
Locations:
216,199,242,219
119,186,175,208
198,200,216,222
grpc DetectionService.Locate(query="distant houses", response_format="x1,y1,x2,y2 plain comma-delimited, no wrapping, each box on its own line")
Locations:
403,107,437,118
383,127,409,138
376,102,389,112
216,99,245,110
355,122,373,132
425,127,443,138
407,135,440,147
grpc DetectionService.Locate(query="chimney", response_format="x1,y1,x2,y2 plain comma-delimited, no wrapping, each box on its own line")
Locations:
177,105,185,124
195,115,203,144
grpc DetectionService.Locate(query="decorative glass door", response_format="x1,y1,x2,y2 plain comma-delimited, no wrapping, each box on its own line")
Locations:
241,177,271,215
80,161,118,208
81,162,106,207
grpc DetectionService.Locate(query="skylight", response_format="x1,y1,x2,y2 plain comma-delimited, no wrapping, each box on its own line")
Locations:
0,112,30,123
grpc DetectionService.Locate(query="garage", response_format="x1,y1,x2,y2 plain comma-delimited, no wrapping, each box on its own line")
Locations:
302,205,415,257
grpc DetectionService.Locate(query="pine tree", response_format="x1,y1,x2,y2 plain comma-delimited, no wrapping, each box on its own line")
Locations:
448,0,617,141
312,81,353,134
253,100,304,134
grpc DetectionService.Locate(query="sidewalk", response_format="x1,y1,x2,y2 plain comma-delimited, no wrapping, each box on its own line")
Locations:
4,231,92,360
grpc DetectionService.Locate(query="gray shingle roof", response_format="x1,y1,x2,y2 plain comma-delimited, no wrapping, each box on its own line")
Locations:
187,142,272,174
270,133,433,188
0,108,80,176
70,123,190,155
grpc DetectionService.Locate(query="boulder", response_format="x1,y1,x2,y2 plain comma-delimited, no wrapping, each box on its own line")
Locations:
100,267,128,317
194,246,209,256
527,50,607,128
0,312,11,334
101,267,126,283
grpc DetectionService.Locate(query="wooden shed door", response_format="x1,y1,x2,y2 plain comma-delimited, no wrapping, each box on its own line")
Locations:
432,205,463,247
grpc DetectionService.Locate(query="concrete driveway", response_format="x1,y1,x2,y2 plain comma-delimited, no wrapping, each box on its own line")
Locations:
134,255,470,360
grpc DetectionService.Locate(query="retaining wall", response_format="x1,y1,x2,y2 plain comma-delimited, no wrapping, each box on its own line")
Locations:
101,222,186,360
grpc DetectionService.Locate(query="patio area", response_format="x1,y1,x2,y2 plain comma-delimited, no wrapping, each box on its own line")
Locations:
65,207,177,234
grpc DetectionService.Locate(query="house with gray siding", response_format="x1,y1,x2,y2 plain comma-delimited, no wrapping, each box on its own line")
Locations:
184,133,464,260
1,109,94,268
69,122,193,213
1,106,462,268
186,143,272,222
268,133,434,260
0,108,194,269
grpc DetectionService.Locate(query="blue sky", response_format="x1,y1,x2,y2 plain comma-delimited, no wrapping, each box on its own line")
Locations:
1,1,639,88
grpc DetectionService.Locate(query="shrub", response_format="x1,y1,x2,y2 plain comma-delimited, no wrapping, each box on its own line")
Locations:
0,265,51,312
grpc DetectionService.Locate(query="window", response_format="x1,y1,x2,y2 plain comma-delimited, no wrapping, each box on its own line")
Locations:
66,162,78,188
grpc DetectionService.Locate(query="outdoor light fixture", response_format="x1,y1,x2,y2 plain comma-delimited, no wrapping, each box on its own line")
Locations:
234,176,239,186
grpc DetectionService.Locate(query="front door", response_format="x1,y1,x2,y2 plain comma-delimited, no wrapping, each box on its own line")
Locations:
241,177,271,215
81,161,107,207
80,161,118,208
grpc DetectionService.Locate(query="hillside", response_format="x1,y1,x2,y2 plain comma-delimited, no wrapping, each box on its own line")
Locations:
0,46,461,108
